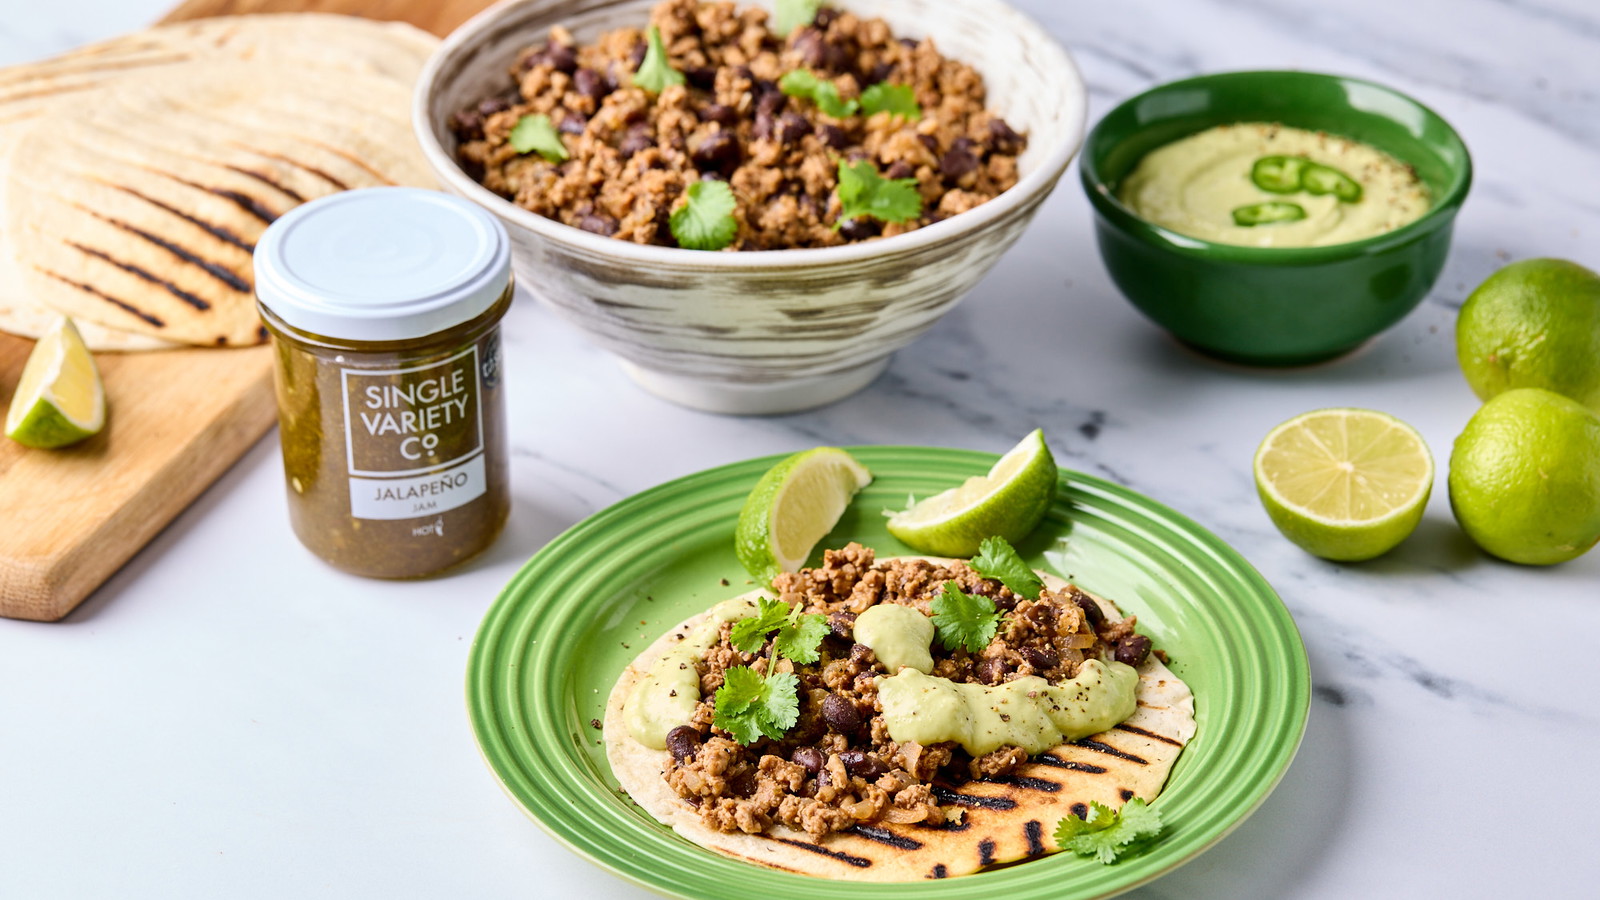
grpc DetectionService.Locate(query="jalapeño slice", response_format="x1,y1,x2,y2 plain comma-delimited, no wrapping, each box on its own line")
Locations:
1233,201,1307,227
1302,162,1364,202
1250,155,1309,194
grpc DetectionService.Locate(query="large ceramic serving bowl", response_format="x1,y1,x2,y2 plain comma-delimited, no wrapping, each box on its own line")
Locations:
1080,71,1473,366
415,0,1085,414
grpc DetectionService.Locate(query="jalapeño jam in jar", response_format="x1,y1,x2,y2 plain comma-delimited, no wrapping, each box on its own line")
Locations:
254,188,512,578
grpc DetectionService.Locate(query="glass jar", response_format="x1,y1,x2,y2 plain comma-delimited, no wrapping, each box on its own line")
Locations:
254,188,513,578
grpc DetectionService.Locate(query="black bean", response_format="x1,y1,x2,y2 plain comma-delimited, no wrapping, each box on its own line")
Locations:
791,746,825,774
1074,594,1104,632
752,111,776,141
988,116,1025,154
1115,634,1152,667
477,94,512,117
816,768,832,788
665,725,700,763
862,61,894,87
574,67,610,101
685,65,718,90
828,612,857,641
729,770,759,797
448,109,484,141
627,40,648,71
756,84,788,117
839,750,888,778
1023,602,1057,631
899,37,920,49
1022,647,1060,671
698,103,738,125
691,130,742,175
975,657,1006,684
618,125,654,158
884,160,914,180
776,112,810,144
917,133,938,152
546,42,578,74
940,144,979,181
816,122,848,149
796,28,850,72
821,693,863,733
838,217,880,242
577,213,619,236
814,7,838,28
848,643,876,666
993,592,1019,612
558,112,587,135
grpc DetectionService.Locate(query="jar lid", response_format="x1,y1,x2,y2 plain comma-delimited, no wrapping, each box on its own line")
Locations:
254,187,511,342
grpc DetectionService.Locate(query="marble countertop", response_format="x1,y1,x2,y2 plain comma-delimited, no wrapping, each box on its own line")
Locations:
3,1,1597,897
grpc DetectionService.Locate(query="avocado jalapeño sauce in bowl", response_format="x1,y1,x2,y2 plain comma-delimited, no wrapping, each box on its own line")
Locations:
1080,71,1472,365
255,188,514,579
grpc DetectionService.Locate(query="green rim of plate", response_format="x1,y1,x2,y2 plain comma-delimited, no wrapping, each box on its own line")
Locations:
467,447,1309,899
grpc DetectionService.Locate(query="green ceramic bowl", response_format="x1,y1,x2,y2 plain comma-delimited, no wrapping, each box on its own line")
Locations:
1080,71,1473,365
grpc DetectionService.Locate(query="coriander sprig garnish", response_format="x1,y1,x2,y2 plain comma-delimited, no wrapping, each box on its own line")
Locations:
859,83,921,120
929,581,1002,653
969,535,1043,599
632,25,684,94
834,159,922,228
669,180,739,250
714,597,829,745
773,0,826,35
508,113,568,162
779,69,859,118
1053,798,1165,864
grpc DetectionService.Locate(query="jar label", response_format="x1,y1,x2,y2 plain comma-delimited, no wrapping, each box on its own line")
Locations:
340,346,486,521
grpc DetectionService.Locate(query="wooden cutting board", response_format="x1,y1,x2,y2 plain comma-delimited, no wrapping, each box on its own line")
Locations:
0,0,495,621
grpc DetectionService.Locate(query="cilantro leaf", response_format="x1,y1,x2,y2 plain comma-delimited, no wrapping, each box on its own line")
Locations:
507,114,568,162
1053,799,1165,864
669,179,739,251
712,666,800,745
729,596,791,653
834,159,922,227
929,581,1000,653
632,25,684,94
774,612,829,664
859,83,921,120
778,69,859,118
773,0,825,35
970,536,1043,599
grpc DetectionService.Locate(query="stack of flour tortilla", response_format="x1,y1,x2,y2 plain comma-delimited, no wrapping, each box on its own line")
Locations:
0,15,439,350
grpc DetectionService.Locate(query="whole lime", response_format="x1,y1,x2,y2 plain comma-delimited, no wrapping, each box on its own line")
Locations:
1456,258,1600,412
1448,388,1600,565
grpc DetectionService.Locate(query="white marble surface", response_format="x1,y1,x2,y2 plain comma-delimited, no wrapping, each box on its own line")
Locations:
2,1,1598,897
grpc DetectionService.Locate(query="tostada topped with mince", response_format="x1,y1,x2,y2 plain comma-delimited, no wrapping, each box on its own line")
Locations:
604,540,1197,881
450,0,1028,250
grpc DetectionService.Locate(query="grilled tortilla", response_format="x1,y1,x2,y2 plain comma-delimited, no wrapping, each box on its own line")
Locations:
0,14,436,349
604,562,1196,882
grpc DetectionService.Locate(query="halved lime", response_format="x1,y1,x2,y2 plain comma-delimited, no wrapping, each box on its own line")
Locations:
5,316,106,449
734,447,873,584
885,429,1057,557
1254,408,1433,561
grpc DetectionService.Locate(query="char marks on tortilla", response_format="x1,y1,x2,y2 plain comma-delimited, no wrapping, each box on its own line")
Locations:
0,14,437,349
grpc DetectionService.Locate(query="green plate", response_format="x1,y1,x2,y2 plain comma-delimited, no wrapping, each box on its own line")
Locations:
468,447,1309,899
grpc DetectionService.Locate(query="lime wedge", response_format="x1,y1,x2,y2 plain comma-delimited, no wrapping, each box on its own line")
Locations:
886,429,1057,557
1254,408,1433,561
5,316,106,449
735,447,873,583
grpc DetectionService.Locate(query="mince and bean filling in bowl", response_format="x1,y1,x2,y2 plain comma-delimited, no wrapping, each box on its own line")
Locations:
449,0,1028,250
